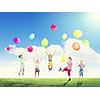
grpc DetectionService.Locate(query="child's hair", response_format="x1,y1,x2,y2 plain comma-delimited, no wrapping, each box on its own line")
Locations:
19,55,22,58
68,57,72,61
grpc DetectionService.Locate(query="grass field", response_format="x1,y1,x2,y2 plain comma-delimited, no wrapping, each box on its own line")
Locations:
0,78,100,87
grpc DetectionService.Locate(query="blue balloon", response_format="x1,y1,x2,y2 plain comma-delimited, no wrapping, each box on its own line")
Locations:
29,33,35,40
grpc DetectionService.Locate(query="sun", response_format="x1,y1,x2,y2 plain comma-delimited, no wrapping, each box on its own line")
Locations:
89,12,100,24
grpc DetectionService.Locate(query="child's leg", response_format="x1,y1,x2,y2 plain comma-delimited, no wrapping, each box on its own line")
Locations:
67,69,71,80
22,68,24,76
35,71,36,77
38,72,39,77
19,66,22,76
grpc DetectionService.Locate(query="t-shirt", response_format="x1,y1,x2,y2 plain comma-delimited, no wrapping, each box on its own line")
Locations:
20,58,24,65
35,63,39,69
78,64,85,70
67,61,72,69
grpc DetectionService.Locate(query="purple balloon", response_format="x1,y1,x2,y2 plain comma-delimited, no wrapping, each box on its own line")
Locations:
13,37,20,44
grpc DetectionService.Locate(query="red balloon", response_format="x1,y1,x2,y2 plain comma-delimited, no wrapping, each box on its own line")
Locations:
6,47,10,51
27,46,33,52
50,24,57,31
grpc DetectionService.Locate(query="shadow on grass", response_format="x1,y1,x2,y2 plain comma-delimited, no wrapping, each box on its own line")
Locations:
76,81,83,87
63,79,71,86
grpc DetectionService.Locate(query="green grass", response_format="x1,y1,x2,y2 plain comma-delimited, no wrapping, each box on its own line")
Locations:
0,78,100,87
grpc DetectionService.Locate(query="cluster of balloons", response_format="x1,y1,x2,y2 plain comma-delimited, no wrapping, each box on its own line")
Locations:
7,24,90,54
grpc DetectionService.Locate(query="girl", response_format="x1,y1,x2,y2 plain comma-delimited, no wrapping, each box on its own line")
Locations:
59,57,73,81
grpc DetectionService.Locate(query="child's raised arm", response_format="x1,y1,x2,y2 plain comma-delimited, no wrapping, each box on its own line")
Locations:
33,58,35,63
45,50,49,55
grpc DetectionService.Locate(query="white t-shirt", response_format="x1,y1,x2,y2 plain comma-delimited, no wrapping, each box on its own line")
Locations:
35,63,39,69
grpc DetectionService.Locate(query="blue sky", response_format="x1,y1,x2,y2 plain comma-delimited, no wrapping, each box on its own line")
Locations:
0,12,100,58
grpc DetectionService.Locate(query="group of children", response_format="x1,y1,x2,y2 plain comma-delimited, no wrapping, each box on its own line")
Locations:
18,50,86,82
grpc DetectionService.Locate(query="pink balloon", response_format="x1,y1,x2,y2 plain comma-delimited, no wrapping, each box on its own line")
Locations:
27,45,33,52
6,47,10,51
50,24,57,31
13,37,20,44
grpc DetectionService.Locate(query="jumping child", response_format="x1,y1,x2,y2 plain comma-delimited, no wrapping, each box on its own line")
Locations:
18,54,25,76
78,60,86,81
33,58,40,77
59,57,73,81
45,50,56,71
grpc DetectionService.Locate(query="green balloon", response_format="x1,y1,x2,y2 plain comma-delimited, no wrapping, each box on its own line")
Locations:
82,40,89,46
61,33,68,41
41,38,48,48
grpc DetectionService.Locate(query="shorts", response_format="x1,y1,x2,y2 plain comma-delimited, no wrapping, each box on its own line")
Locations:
35,68,40,72
48,62,53,70
20,64,24,70
79,69,83,76
63,67,71,76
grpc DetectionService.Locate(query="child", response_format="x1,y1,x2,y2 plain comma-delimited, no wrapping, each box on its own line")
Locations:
59,57,73,81
78,60,86,81
45,50,56,71
18,54,25,76
33,58,40,77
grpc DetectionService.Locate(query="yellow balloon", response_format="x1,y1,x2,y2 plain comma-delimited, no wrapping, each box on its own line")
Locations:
82,40,89,47
59,55,67,63
73,29,83,38
41,38,48,48
61,33,68,41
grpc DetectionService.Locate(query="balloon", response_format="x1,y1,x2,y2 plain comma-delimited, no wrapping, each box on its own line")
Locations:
72,42,80,51
41,38,48,48
50,24,57,31
73,29,83,38
13,37,20,44
82,40,89,47
6,47,10,51
61,33,68,41
29,33,35,40
60,55,67,63
27,45,33,52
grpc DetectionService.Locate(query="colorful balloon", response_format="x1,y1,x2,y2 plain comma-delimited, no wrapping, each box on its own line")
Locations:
61,33,68,41
60,55,67,63
50,24,57,31
82,40,89,47
72,42,80,51
41,38,48,48
27,45,33,52
29,33,35,40
13,37,20,44
6,47,10,51
73,29,83,38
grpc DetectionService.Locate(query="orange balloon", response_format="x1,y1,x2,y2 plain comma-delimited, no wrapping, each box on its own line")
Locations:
72,42,80,51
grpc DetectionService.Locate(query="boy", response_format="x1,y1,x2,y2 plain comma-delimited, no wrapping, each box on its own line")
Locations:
33,58,40,77
59,57,73,81
45,50,56,71
18,55,25,76
78,60,86,81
